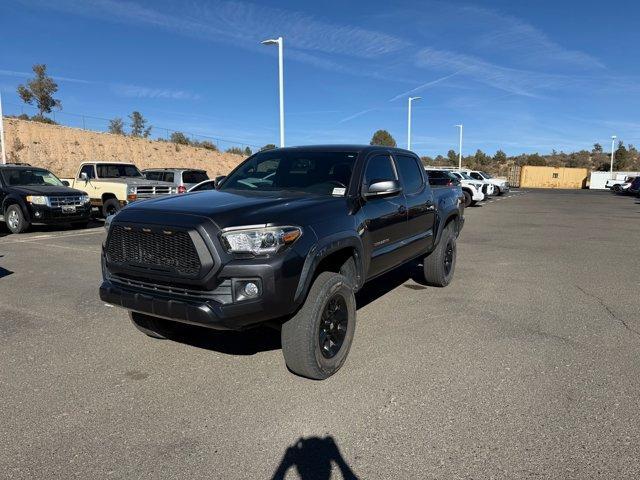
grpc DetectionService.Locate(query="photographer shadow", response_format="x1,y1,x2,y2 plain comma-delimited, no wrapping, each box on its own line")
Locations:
271,436,358,480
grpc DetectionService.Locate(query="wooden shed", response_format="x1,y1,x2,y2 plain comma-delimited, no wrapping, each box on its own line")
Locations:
518,166,589,189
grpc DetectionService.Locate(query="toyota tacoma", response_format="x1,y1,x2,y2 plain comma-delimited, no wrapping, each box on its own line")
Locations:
100,146,464,379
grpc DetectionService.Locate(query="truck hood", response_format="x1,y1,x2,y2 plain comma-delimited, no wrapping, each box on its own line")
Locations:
119,190,349,230
98,178,173,186
9,185,88,196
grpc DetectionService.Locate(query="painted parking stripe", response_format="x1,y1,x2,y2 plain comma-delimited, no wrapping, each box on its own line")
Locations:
3,229,104,244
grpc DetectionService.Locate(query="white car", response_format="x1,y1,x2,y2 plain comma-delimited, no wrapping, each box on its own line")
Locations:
606,176,634,192
431,167,496,197
466,170,510,195
445,171,486,207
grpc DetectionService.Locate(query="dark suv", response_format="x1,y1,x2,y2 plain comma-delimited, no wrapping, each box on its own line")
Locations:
100,146,464,379
0,163,92,234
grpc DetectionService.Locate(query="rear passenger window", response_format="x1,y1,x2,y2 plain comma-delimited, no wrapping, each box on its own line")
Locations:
364,155,396,186
395,155,424,194
182,171,209,184
163,172,175,183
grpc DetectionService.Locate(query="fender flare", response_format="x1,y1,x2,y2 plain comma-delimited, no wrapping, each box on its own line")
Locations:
434,211,460,245
294,231,365,303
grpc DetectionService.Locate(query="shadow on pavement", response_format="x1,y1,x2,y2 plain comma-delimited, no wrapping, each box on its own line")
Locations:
165,324,282,355
271,436,358,480
0,255,13,280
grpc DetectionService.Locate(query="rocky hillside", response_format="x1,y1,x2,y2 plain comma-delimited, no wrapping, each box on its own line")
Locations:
2,118,246,178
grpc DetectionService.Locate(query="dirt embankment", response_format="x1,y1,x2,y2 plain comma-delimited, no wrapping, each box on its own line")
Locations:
2,118,246,178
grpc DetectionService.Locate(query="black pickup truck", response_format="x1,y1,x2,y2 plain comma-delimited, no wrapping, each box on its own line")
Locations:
100,146,464,379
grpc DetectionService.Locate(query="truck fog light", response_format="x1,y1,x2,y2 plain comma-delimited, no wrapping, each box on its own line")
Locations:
244,282,259,297
34,211,42,218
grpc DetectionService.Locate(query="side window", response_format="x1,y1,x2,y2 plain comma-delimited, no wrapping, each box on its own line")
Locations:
364,155,396,186
163,172,175,183
395,155,424,194
79,165,95,179
470,172,482,180
145,171,161,181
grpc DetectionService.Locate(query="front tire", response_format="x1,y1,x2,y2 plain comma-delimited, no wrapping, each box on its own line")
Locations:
494,186,502,196
422,222,457,287
462,190,472,208
102,198,121,218
5,204,29,234
281,272,356,380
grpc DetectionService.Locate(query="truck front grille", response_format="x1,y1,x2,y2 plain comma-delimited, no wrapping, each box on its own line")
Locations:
50,195,84,207
105,225,201,276
136,185,174,199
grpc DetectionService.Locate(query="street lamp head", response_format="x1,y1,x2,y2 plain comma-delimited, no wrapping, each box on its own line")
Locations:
409,96,421,102
611,135,617,139
261,38,281,46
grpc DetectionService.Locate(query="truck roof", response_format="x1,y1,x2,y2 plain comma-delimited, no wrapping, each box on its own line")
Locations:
265,145,418,155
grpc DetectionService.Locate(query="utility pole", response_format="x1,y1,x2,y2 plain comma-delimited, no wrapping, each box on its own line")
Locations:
261,37,285,147
407,96,421,150
610,135,617,179
0,92,7,164
455,124,463,169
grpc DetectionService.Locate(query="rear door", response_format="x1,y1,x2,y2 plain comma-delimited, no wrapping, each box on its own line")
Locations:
394,154,436,256
359,153,408,278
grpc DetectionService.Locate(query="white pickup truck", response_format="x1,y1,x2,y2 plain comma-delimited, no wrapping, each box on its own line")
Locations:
62,162,176,217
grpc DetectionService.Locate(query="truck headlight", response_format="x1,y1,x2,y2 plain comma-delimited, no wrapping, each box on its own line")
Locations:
221,226,302,255
26,195,50,206
81,194,90,204
126,185,137,201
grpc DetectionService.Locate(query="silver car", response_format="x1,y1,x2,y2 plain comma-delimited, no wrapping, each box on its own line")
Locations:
143,168,210,194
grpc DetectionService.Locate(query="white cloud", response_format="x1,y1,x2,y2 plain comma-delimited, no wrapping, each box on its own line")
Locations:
413,48,574,97
110,84,201,100
460,5,604,70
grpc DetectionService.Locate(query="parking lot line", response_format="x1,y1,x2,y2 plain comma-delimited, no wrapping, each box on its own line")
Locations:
2,229,104,244
3,240,101,254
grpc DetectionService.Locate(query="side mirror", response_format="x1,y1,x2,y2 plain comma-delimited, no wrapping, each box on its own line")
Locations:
363,179,402,198
80,172,88,182
62,180,70,187
215,175,226,187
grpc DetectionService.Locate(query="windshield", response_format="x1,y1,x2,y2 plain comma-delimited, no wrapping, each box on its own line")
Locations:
1,168,65,187
458,172,474,180
219,151,358,195
480,171,493,179
96,164,142,178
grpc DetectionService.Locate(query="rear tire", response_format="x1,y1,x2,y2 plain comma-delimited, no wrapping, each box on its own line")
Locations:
102,198,121,218
462,190,472,208
129,312,179,339
5,204,29,234
422,222,457,287
281,272,356,380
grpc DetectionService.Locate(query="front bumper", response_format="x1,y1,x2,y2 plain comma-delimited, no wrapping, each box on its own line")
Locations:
100,219,312,331
28,204,92,224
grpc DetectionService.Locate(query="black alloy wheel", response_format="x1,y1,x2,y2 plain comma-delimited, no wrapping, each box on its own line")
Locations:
318,294,349,359
443,238,455,276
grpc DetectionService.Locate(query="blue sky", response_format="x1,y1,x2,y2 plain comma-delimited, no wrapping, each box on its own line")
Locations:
1,0,639,156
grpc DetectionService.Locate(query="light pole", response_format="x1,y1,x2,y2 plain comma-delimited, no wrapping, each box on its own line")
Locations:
407,96,421,150
455,124,463,169
0,92,6,165
261,36,285,148
610,135,617,179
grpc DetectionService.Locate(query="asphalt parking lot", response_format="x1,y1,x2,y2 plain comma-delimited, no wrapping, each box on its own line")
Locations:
1,190,639,479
